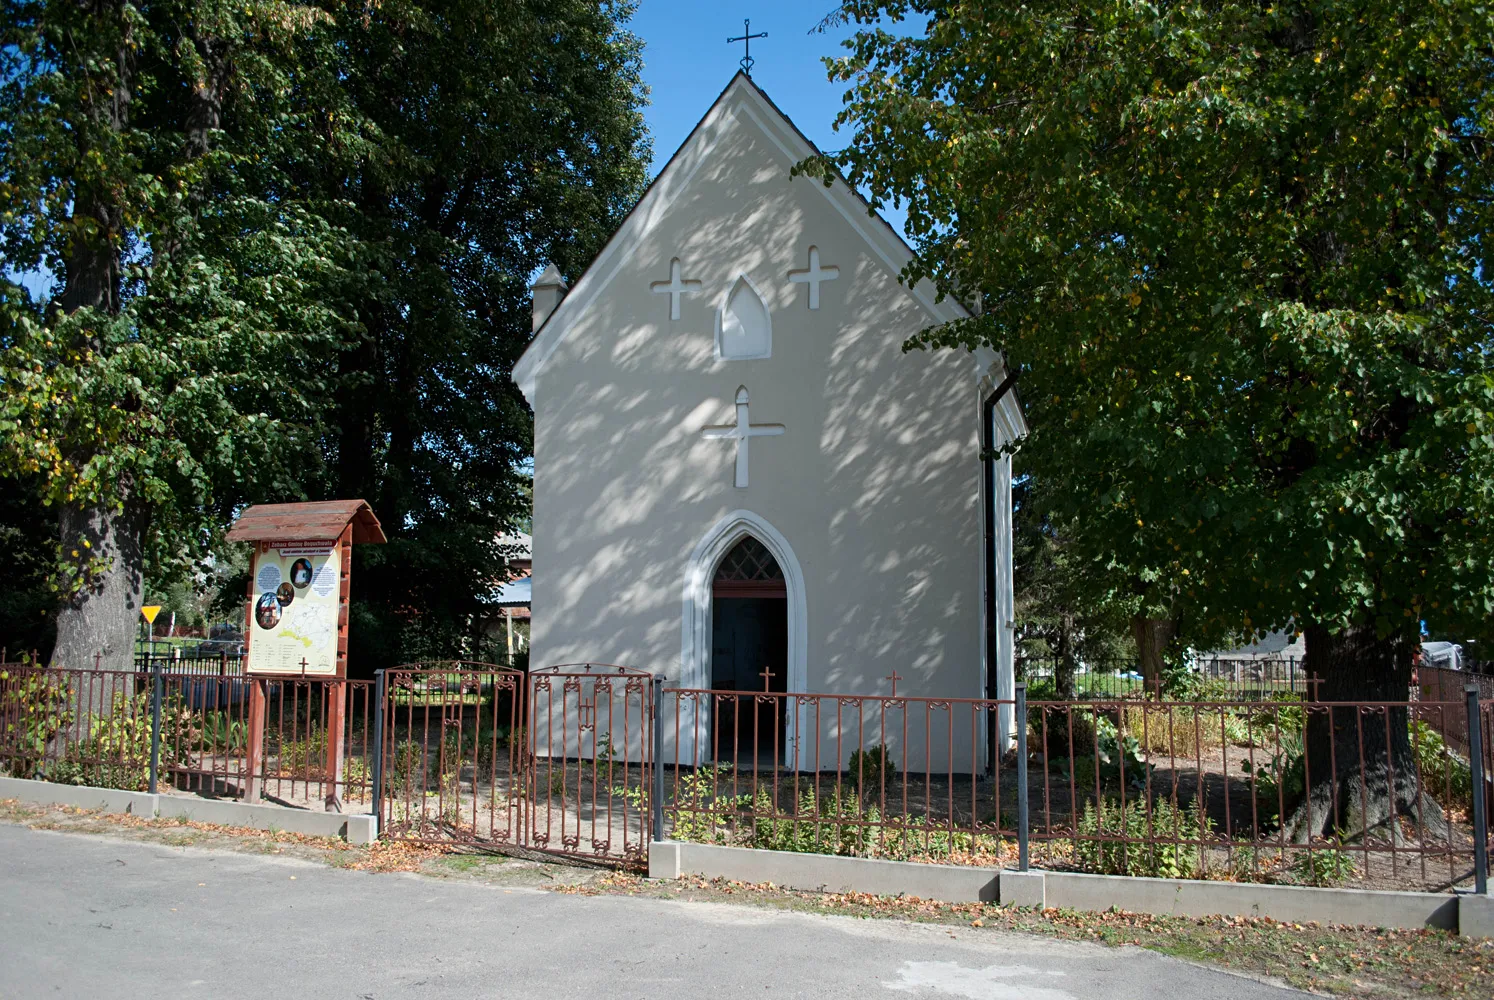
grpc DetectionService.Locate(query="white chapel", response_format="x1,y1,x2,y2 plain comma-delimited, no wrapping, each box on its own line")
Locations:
513,74,1026,769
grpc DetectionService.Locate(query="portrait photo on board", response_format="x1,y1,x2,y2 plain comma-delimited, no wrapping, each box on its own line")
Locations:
255,592,282,629
276,582,295,607
290,558,313,589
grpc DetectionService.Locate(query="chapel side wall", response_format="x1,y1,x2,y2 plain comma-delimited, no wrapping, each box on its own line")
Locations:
527,88,989,772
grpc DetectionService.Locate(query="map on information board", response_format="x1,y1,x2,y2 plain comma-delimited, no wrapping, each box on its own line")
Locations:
247,540,341,676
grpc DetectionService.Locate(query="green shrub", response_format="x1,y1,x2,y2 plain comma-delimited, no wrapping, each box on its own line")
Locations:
1075,795,1215,879
846,744,897,794
1239,746,1306,826
666,764,747,844
0,669,74,778
1031,704,1097,758
387,739,427,791
198,710,246,754
277,730,329,775
1290,847,1358,886
49,691,196,791
1410,719,1473,812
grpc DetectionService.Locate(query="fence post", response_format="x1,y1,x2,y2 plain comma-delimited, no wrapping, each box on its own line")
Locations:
1015,681,1029,872
651,675,665,843
148,661,163,795
370,669,387,829
1468,685,1488,896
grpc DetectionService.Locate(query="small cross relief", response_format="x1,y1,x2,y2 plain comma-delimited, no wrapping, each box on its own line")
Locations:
701,386,783,489
788,246,839,310
650,257,702,321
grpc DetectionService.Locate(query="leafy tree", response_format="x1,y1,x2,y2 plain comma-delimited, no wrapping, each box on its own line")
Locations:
815,1,1493,839
1012,463,1133,697
0,1,357,672
301,0,650,670
1,1,650,677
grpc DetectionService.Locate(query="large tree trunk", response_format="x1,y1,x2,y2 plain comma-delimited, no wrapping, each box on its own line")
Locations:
49,5,136,678
1054,613,1077,700
1286,621,1447,843
50,497,146,674
1131,615,1176,693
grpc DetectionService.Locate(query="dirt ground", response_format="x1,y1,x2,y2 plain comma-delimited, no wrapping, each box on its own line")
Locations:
0,797,1486,999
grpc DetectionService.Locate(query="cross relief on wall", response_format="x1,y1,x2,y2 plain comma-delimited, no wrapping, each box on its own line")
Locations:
650,257,703,320
650,245,841,325
787,245,839,310
701,386,783,488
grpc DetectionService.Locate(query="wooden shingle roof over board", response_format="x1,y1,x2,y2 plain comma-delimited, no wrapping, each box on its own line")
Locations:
225,500,387,544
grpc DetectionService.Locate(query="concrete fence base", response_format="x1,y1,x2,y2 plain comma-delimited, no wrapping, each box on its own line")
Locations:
650,840,1484,937
0,776,377,845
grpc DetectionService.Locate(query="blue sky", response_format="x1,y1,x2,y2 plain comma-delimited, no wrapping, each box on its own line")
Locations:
629,2,910,235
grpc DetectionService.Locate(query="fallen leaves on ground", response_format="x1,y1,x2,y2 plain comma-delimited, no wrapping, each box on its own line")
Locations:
571,873,1490,998
346,840,450,872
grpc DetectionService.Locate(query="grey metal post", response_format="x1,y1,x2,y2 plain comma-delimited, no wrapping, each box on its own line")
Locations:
1015,682,1029,871
148,662,163,794
651,675,665,843
370,670,387,827
1468,685,1488,895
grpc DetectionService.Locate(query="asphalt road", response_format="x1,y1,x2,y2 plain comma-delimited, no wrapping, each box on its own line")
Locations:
0,824,1302,1000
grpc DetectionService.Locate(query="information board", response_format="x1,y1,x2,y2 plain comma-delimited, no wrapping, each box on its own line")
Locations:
246,539,341,676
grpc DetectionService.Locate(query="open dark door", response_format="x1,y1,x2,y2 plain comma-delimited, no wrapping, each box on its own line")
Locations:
709,537,788,762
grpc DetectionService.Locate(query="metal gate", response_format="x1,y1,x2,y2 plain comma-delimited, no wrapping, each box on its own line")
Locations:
375,662,655,864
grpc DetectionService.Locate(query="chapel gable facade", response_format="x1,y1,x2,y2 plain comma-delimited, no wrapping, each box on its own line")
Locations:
513,74,1024,768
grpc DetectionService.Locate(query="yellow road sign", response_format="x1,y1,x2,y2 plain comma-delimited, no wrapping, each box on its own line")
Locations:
140,605,162,624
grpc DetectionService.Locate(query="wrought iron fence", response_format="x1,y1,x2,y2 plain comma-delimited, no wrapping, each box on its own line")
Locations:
0,663,376,808
375,662,654,864
655,685,1491,892
5,657,1488,891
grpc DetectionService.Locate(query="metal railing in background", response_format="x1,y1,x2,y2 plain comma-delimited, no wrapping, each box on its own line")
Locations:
1419,665,1494,756
1018,654,1312,700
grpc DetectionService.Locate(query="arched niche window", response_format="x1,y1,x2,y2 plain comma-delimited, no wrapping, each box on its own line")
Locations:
716,275,771,360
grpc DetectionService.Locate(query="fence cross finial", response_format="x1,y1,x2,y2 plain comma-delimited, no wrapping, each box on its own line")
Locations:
886,669,903,697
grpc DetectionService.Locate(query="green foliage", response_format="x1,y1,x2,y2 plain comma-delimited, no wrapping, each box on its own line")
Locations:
743,785,885,858
666,764,744,845
1290,847,1359,887
197,711,246,754
387,740,428,792
1409,720,1473,812
308,0,652,671
0,668,74,776
0,484,56,656
1075,796,1215,879
277,731,331,775
1056,714,1151,793
818,2,1494,657
50,691,196,791
846,744,897,793
0,0,359,623
0,2,652,670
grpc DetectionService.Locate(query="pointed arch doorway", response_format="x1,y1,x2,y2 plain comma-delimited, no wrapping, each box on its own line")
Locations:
680,510,809,766
711,536,788,758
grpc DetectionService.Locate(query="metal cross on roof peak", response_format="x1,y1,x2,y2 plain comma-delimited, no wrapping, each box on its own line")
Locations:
728,19,768,76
